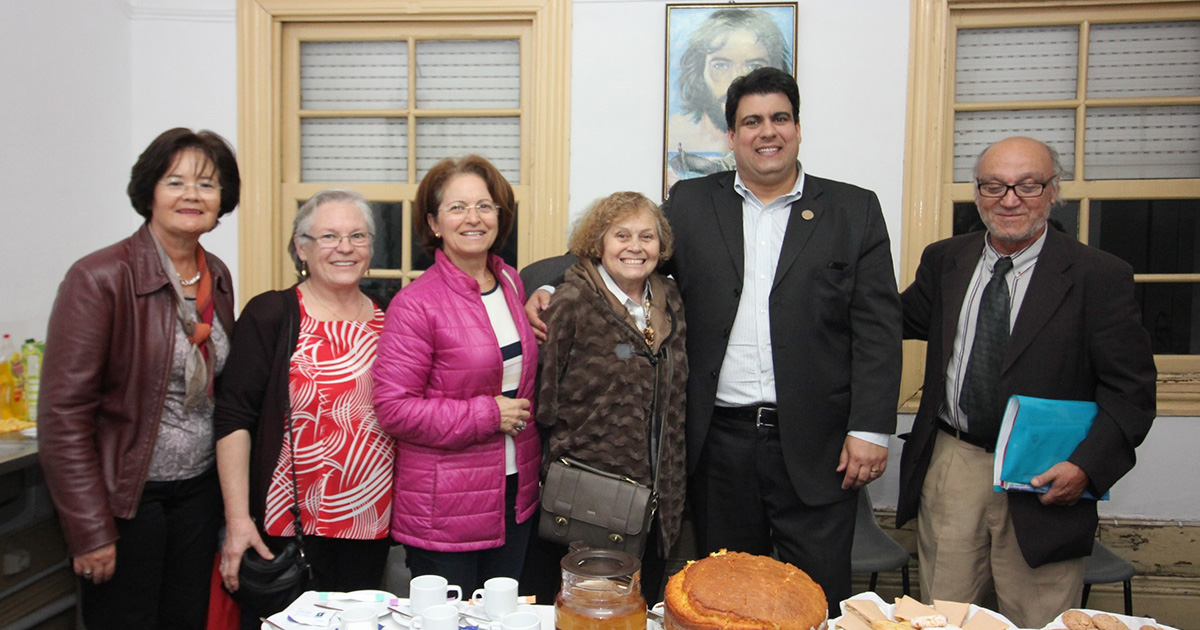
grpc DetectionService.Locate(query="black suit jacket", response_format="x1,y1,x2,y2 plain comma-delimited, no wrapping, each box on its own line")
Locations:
663,170,902,506
897,229,1156,567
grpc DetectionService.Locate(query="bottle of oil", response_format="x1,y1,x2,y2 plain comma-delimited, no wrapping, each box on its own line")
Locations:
0,335,24,420
21,339,42,422
0,354,14,419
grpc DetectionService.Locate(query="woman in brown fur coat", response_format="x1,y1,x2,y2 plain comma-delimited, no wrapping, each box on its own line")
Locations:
523,192,688,603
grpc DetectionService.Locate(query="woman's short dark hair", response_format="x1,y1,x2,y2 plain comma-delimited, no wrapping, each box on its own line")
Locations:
127,128,241,221
568,192,674,266
414,155,516,257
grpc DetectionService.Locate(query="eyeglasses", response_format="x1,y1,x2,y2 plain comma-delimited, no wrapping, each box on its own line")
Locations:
442,202,500,217
976,181,1052,199
160,177,221,197
300,232,372,249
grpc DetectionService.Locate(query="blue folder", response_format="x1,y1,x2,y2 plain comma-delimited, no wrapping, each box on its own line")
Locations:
992,395,1108,500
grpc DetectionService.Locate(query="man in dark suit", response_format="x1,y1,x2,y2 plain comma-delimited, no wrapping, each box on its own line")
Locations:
527,68,902,610
897,136,1156,628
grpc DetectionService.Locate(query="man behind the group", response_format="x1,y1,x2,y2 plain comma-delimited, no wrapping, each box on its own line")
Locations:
896,136,1156,628
529,67,902,611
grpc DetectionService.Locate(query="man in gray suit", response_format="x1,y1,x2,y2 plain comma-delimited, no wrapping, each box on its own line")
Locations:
528,68,902,610
897,137,1155,627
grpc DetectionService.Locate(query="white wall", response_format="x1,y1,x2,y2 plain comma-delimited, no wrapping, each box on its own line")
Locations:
0,0,133,343
570,0,910,265
129,2,239,286
2,0,1196,522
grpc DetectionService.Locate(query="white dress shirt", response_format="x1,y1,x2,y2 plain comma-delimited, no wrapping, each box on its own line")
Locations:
597,264,650,331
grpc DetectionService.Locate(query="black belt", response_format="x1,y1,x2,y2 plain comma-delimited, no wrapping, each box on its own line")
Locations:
714,405,778,427
937,419,995,452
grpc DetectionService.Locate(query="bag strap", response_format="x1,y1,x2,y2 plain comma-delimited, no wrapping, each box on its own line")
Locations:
282,310,311,574
557,456,648,488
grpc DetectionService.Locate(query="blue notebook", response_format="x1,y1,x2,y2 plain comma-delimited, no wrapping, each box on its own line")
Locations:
992,395,1108,500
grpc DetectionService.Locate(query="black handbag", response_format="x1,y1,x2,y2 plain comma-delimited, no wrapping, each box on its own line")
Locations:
231,403,312,615
538,456,658,557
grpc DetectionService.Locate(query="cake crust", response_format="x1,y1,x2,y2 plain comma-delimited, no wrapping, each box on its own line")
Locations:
663,551,827,630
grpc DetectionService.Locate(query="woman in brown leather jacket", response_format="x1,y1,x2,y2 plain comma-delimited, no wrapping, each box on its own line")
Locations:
38,128,239,630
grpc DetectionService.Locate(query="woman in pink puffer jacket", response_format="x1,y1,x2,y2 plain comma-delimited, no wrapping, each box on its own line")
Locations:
372,156,540,594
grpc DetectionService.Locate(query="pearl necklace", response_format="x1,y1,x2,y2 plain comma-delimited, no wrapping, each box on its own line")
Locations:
177,270,202,286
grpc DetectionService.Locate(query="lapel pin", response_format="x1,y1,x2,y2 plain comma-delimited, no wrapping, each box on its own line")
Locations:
801,209,814,221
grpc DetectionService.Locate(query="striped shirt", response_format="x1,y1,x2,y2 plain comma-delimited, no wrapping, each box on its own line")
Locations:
482,282,522,474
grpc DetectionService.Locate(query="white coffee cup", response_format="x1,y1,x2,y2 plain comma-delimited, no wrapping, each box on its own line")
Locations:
471,576,519,620
340,604,377,630
500,611,540,630
409,574,463,617
412,603,459,630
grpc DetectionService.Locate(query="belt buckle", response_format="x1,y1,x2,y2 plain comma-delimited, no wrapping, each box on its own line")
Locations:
755,406,776,427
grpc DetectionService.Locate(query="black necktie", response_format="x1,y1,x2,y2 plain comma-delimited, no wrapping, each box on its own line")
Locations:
960,256,1014,446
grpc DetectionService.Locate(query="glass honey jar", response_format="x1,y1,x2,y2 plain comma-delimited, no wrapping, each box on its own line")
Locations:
555,548,647,630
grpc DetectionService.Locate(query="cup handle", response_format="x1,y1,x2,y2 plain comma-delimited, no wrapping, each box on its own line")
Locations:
446,585,463,602
471,588,485,603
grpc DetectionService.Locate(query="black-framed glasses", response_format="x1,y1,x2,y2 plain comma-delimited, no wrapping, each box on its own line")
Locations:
976,181,1052,199
300,232,372,249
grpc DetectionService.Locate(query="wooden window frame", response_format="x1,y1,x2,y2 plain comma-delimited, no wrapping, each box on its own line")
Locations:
902,0,1200,415
237,0,571,299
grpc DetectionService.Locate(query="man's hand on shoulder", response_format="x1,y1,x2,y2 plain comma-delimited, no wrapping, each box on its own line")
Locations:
1031,461,1090,506
524,289,552,342
838,435,888,490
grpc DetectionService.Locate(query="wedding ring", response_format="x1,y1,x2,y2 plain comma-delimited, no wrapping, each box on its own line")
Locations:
870,469,881,474
83,570,93,578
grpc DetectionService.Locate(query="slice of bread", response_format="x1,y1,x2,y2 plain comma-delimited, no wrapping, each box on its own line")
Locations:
845,600,889,626
835,611,874,630
894,595,939,621
934,600,971,627
962,609,1011,630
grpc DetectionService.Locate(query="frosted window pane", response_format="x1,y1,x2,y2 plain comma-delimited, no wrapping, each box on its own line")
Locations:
301,41,408,110
301,118,408,182
956,26,1078,103
415,40,520,109
1085,106,1200,180
1089,22,1200,99
953,110,1076,182
415,117,520,183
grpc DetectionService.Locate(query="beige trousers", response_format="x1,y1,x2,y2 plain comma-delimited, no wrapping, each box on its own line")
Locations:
918,431,1085,629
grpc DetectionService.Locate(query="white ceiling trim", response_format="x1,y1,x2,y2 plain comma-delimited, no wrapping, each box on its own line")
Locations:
120,0,235,22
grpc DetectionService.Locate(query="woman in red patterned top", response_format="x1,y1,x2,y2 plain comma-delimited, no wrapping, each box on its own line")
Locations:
215,189,394,623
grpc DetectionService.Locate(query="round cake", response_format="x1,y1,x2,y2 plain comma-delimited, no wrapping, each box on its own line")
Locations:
663,551,827,630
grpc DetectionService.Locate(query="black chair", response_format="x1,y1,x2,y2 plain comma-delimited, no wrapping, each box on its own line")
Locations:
851,488,911,594
518,254,577,300
1082,540,1135,615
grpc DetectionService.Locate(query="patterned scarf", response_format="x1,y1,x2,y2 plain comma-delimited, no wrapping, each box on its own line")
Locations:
152,233,217,412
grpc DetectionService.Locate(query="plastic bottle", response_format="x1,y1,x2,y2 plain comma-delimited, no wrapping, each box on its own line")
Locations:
0,354,13,419
0,335,24,420
21,339,42,422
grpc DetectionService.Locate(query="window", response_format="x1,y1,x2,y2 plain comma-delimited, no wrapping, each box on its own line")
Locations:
237,0,571,304
903,1,1200,414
